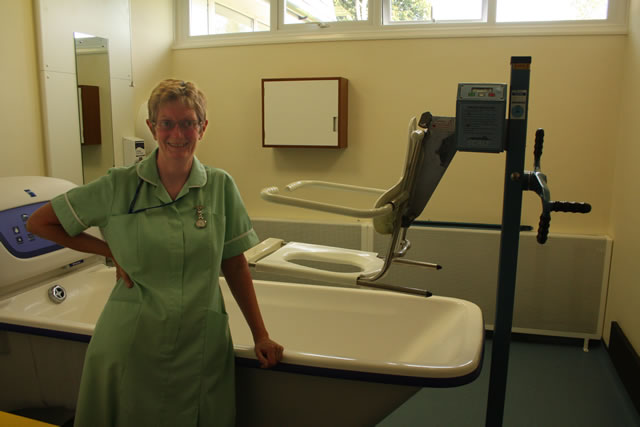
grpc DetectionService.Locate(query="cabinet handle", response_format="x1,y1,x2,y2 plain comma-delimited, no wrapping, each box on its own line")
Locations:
333,116,337,132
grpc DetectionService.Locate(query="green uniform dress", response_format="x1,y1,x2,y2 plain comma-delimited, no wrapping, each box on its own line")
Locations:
51,149,259,427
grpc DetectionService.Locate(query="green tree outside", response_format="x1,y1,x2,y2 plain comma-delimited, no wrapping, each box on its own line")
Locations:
334,0,432,22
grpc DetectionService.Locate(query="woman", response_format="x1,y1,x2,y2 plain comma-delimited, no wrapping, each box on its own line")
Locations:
27,79,283,426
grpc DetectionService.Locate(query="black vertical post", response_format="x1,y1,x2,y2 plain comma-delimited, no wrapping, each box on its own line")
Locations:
485,56,532,427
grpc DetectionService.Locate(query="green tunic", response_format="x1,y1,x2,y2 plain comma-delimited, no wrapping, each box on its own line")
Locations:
51,149,259,427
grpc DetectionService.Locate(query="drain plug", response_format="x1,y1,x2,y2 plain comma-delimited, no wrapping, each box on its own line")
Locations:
48,285,67,303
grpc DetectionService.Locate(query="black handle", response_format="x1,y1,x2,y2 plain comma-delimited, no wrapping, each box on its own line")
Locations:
537,213,551,244
551,201,592,214
534,129,544,161
418,112,433,129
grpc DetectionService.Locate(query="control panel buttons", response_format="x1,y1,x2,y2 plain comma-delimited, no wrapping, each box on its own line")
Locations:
1,200,61,258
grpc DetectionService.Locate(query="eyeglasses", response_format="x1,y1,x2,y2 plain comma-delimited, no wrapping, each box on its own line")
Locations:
154,119,201,131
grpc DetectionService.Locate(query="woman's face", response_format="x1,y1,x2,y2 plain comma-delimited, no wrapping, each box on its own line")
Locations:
147,100,208,164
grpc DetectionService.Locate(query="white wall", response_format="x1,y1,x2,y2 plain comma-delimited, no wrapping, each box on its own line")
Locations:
130,0,174,150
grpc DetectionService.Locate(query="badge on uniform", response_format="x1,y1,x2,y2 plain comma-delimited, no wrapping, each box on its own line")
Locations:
195,205,207,228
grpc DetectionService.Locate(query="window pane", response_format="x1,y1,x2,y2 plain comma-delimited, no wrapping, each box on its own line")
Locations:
389,0,483,22
190,0,209,36
191,0,269,35
213,3,254,34
285,0,369,24
497,0,608,22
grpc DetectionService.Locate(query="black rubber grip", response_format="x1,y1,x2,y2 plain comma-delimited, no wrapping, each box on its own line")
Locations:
551,201,592,213
537,213,551,244
418,112,432,129
534,129,544,160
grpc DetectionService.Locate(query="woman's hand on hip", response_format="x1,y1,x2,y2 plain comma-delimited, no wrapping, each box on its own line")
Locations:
254,337,284,369
112,257,133,288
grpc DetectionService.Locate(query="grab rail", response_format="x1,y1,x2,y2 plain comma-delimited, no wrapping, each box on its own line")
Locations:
285,180,386,194
260,182,402,219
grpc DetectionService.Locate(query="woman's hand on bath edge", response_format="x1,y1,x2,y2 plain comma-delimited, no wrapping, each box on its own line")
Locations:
222,254,284,368
254,337,284,368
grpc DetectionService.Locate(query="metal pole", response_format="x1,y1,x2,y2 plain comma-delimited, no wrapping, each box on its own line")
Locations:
485,56,531,427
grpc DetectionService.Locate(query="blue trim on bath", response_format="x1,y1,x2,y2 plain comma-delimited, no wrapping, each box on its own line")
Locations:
0,323,91,343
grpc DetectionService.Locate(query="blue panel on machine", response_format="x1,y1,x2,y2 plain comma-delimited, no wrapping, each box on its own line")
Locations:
0,201,63,259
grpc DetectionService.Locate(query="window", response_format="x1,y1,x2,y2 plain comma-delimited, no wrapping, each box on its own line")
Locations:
189,0,270,35
496,0,608,22
386,0,484,23
176,0,627,48
284,0,368,24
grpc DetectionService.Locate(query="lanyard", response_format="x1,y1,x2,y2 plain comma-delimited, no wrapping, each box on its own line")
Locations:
128,179,181,214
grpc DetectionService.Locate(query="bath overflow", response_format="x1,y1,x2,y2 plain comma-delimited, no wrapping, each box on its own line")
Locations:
48,285,67,303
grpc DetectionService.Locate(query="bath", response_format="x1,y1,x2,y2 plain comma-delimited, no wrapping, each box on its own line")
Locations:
0,259,483,426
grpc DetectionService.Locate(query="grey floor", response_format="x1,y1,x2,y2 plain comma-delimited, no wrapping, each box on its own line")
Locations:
379,339,640,427
11,338,639,427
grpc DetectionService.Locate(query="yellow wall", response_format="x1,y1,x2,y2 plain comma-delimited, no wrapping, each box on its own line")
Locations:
604,0,640,350
130,0,173,137
172,36,623,235
0,1,45,177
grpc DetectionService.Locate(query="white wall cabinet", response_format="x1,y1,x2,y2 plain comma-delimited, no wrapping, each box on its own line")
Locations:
262,77,348,148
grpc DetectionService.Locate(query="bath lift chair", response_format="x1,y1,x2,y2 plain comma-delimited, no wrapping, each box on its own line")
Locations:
246,113,457,297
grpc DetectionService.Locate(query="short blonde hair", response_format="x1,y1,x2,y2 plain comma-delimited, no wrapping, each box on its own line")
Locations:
147,79,207,124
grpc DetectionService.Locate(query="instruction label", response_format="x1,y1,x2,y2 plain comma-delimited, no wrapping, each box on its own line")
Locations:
510,90,528,120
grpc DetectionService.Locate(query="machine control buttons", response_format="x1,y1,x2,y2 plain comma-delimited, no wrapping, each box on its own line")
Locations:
1,200,62,258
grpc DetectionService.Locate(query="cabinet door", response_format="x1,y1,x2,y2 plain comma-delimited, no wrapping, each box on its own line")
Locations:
78,85,102,145
262,78,347,148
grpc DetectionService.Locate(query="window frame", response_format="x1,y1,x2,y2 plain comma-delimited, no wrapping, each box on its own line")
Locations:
174,0,629,49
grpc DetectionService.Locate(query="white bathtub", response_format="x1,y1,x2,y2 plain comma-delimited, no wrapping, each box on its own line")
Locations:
0,263,484,426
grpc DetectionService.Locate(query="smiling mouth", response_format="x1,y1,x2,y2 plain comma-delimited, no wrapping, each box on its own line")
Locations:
167,142,189,148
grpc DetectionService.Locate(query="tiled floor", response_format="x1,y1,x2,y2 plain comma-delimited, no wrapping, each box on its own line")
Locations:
379,339,640,427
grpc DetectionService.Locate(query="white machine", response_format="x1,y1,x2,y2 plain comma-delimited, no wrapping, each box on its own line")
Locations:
0,176,102,297
122,136,145,166
0,176,107,415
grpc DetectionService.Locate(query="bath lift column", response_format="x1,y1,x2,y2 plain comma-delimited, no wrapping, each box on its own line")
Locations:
486,57,591,427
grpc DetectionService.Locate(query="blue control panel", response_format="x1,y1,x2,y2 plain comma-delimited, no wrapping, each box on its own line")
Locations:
0,201,62,259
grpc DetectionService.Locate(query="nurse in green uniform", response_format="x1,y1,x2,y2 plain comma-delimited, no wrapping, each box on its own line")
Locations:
27,79,284,427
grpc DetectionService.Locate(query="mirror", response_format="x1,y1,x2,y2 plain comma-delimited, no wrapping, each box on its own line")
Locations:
73,32,114,183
